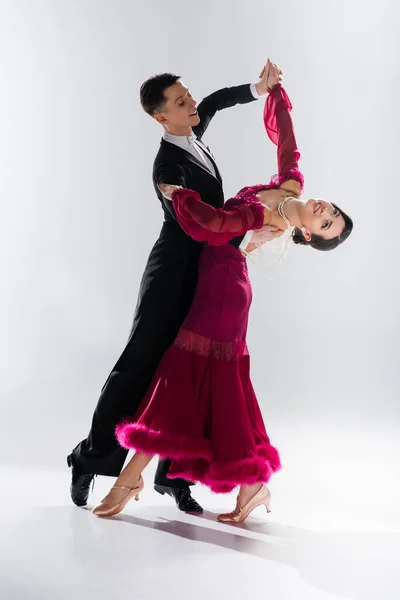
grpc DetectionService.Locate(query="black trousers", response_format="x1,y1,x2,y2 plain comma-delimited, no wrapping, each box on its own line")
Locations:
72,236,200,489
72,353,189,488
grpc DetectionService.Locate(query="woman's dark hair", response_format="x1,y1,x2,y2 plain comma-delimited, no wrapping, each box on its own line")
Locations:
140,73,181,116
292,204,353,251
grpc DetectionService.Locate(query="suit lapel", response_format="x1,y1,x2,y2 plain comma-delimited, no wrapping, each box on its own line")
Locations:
161,138,222,185
185,150,222,185
195,139,222,184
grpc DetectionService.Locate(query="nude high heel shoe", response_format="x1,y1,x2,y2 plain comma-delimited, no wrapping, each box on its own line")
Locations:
217,485,271,523
92,476,144,517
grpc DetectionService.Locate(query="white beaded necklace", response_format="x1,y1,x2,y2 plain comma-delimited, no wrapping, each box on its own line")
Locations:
274,196,293,259
261,196,294,264
277,196,292,229
245,197,295,273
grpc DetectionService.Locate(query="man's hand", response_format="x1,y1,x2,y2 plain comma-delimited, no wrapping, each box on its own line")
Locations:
255,58,283,96
157,183,182,200
250,224,285,246
266,59,283,91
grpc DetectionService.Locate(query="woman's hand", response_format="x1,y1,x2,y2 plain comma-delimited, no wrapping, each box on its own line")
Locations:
265,58,283,91
256,58,283,96
157,184,182,200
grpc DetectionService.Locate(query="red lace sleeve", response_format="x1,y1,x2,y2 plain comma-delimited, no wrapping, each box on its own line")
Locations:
264,85,304,189
171,188,265,246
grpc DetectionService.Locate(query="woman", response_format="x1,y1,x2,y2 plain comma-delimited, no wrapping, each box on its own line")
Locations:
92,61,353,522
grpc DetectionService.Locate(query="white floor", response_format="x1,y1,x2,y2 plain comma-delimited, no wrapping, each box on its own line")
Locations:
1,426,400,600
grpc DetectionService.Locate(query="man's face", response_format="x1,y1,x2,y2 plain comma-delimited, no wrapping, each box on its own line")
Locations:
155,80,200,132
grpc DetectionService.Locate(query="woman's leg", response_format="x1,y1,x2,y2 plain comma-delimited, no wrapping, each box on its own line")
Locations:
92,451,154,516
217,483,271,523
115,451,154,488
237,483,263,506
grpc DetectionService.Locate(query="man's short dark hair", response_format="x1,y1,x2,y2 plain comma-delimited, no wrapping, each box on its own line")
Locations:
140,73,181,116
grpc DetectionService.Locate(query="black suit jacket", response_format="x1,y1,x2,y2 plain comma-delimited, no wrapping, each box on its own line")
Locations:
120,84,256,383
153,83,255,238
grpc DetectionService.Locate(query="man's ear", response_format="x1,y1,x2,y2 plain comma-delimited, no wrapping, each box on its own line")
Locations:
154,113,168,125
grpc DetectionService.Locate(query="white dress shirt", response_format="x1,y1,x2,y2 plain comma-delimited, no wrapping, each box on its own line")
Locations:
163,83,263,251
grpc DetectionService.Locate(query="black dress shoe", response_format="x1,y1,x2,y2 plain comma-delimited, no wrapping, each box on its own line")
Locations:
154,484,203,513
67,454,95,507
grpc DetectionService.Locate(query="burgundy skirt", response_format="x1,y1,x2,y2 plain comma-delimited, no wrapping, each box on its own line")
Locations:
116,243,281,493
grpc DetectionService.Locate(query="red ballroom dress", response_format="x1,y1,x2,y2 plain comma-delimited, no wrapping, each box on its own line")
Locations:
116,85,304,493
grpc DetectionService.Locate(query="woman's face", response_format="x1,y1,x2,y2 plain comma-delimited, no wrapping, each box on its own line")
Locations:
302,199,345,240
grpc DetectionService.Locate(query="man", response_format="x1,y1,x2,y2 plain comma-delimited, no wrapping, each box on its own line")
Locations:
68,60,283,512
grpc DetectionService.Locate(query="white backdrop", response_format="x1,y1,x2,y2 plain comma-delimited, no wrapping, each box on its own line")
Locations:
0,0,399,470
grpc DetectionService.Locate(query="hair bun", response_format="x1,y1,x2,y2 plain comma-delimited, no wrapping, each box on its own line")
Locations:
292,227,308,246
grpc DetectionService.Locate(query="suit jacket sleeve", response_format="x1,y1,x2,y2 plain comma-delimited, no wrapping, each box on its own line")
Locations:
154,163,188,221
193,84,256,140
